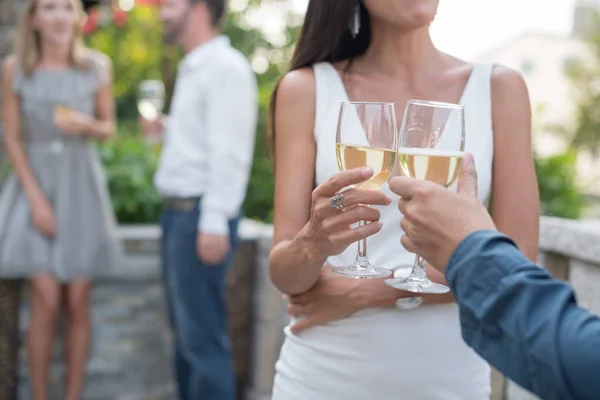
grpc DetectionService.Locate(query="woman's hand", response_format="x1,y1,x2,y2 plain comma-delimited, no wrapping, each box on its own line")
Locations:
297,167,392,263
286,267,367,334
31,197,56,238
54,106,93,136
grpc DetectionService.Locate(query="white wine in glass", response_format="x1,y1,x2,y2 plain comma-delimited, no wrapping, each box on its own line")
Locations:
385,99,466,294
137,80,165,120
333,102,398,279
336,144,397,190
137,80,165,143
396,148,464,188
138,98,163,121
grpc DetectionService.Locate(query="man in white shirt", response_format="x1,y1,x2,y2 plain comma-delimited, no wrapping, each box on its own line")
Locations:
140,0,257,398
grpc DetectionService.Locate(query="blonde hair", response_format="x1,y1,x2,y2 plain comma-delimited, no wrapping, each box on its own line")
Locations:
17,0,90,76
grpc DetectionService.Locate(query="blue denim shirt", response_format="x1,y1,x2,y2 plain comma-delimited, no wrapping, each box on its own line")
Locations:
446,230,600,400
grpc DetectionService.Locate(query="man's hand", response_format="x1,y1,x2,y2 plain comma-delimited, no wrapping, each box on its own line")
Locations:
389,153,496,272
196,233,230,266
139,115,165,138
285,267,365,335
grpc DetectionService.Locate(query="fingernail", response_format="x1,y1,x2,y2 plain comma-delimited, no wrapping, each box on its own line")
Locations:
464,153,475,169
385,195,392,204
360,167,374,177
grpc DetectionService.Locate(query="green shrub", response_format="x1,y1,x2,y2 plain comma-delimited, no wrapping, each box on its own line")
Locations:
244,148,274,222
98,122,162,224
535,150,584,219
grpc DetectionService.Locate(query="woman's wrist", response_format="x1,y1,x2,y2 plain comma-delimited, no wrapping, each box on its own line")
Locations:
25,186,46,207
78,115,114,139
296,225,329,268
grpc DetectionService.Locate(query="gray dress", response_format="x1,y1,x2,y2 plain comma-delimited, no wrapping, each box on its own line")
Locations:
0,53,122,282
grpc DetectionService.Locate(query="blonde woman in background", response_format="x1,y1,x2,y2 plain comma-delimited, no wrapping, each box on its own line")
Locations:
0,0,120,398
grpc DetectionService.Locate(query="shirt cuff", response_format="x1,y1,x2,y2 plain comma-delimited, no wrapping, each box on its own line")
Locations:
446,230,517,306
198,210,230,236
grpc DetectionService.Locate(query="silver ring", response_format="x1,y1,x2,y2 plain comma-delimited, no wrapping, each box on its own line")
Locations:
329,193,345,210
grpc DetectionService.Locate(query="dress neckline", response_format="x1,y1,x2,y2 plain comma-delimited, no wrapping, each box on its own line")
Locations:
322,61,478,107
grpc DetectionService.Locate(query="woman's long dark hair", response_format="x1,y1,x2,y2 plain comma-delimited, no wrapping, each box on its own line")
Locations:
268,0,372,154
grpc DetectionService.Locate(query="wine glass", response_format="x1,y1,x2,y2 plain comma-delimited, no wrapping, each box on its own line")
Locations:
137,80,165,141
333,102,398,279
385,100,466,294
137,80,165,120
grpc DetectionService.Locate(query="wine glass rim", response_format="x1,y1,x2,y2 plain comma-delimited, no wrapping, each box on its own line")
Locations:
341,101,395,106
407,99,463,110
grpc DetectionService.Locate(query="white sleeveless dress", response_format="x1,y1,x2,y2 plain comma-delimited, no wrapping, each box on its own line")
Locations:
271,62,495,400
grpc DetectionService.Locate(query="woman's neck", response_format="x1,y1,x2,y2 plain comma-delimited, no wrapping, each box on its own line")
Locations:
360,24,443,78
38,41,71,68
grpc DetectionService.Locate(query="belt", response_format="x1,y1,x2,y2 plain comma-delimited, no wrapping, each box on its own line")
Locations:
162,196,201,212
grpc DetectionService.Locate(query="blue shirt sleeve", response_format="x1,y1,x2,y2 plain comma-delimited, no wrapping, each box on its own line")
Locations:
446,230,600,400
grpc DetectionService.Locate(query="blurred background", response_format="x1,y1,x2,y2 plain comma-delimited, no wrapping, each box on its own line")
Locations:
0,0,599,399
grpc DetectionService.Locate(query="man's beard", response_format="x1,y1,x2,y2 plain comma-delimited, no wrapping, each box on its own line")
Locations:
163,24,184,44
163,14,188,44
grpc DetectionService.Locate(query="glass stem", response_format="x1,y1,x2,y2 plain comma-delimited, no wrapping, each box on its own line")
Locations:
354,220,371,269
411,254,427,281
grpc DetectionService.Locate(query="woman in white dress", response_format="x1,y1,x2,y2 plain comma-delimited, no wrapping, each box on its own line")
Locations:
268,0,540,399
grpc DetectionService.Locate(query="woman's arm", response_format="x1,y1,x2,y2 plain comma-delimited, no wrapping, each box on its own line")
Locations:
83,56,116,141
269,69,388,295
269,69,326,295
490,65,540,260
2,56,46,206
271,68,454,311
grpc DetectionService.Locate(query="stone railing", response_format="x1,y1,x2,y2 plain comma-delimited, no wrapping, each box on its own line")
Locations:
492,217,600,400
15,217,600,399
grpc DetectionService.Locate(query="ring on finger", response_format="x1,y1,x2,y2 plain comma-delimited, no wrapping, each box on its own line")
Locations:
329,192,345,210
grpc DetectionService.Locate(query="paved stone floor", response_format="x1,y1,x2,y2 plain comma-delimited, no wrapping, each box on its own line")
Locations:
17,277,176,400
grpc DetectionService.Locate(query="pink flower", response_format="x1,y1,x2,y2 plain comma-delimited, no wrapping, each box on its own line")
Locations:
82,8,100,35
113,9,128,27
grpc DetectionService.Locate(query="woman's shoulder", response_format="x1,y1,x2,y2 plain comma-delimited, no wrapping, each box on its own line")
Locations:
81,49,111,70
278,67,316,105
2,54,25,93
442,53,526,92
79,49,112,86
489,64,527,93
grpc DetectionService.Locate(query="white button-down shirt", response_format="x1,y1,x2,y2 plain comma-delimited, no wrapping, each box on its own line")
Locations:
154,35,258,235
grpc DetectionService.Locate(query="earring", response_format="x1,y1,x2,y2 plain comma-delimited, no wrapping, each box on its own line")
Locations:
349,1,361,38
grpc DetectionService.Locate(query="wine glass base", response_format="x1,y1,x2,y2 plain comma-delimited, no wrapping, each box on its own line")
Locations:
332,265,392,279
395,297,423,310
385,276,450,294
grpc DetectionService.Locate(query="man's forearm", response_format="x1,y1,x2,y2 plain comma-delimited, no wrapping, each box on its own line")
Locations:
447,231,600,400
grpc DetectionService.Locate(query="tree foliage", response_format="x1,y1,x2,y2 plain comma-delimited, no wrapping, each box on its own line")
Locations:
564,10,600,156
535,151,584,219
